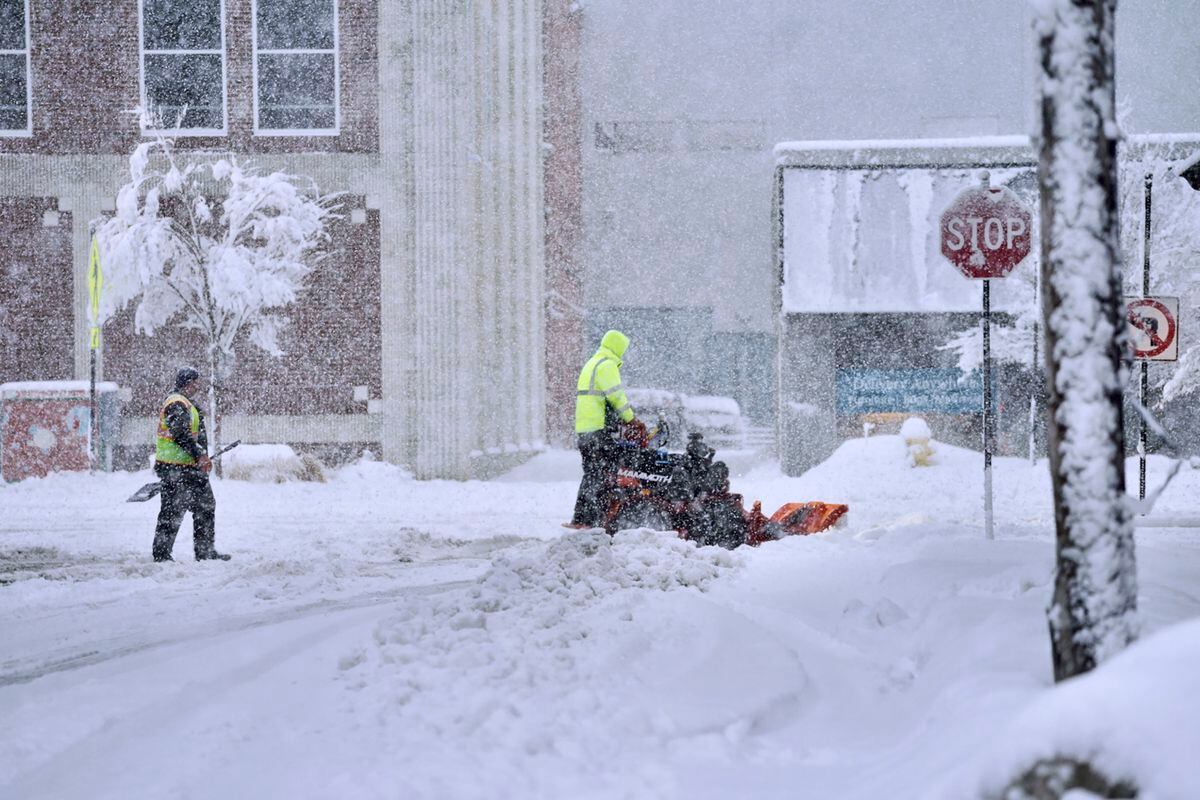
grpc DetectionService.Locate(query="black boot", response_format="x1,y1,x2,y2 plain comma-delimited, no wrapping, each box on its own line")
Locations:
196,550,231,561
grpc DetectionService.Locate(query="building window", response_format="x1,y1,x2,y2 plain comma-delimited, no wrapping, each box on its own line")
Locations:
0,0,31,135
253,0,339,135
140,0,226,133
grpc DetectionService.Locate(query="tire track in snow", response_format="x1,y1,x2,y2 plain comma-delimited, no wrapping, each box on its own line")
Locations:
0,603,392,798
0,574,476,687
0,534,548,686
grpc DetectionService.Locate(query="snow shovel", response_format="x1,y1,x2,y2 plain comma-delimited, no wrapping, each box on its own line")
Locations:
126,440,242,502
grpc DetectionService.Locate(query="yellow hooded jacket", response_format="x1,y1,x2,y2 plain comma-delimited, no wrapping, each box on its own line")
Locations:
575,330,635,434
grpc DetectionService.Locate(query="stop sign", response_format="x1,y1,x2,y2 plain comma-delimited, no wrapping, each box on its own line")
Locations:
939,185,1034,279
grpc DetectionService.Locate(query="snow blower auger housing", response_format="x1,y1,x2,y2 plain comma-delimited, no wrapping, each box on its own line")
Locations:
600,425,848,548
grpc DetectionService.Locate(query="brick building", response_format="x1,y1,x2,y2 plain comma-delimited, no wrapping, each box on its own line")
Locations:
0,0,582,479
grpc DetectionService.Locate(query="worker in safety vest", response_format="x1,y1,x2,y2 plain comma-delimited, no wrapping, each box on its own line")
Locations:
151,367,230,562
565,330,647,528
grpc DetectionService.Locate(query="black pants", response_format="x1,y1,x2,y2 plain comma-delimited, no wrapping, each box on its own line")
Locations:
153,465,217,560
571,431,619,527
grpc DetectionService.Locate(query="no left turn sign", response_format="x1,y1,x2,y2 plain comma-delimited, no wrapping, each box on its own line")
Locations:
1125,296,1179,361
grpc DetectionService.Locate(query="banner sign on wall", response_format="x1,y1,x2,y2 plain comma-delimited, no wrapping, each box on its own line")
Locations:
835,368,987,415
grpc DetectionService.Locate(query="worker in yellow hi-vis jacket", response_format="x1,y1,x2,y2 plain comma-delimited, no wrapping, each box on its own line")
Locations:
564,330,647,529
152,367,230,562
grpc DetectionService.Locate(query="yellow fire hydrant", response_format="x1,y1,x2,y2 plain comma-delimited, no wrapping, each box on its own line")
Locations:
901,416,935,467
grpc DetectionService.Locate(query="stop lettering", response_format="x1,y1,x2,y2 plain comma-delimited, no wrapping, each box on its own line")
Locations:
939,185,1034,279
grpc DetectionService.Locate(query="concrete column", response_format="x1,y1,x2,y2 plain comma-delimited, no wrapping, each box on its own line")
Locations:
410,0,475,478
541,0,583,445
377,0,414,467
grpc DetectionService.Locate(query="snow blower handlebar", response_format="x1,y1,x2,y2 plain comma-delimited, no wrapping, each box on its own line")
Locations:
618,418,669,450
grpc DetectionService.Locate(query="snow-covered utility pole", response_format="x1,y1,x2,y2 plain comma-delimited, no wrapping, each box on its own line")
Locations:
1035,0,1138,682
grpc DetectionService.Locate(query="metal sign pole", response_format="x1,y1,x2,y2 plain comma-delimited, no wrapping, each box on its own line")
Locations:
86,229,105,473
89,349,97,474
1029,263,1040,465
939,174,1034,540
983,278,994,540
1139,173,1152,502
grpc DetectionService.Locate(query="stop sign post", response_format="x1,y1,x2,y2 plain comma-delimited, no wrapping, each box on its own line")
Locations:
939,173,1035,541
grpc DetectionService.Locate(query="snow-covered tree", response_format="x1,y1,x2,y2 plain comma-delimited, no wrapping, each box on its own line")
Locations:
95,134,339,462
939,267,1040,376
1035,0,1138,682
1124,152,1200,403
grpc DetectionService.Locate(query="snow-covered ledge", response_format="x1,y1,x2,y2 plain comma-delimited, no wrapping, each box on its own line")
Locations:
774,135,1035,170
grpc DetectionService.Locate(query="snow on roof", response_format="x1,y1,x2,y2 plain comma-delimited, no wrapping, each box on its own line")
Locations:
1126,132,1200,147
774,132,1200,169
774,135,1035,168
1,381,120,397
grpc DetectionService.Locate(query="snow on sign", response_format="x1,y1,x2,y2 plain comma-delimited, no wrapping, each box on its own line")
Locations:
1126,296,1179,361
939,184,1033,279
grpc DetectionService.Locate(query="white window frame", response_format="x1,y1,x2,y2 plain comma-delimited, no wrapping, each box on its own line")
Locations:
0,0,32,137
138,0,228,136
251,0,340,137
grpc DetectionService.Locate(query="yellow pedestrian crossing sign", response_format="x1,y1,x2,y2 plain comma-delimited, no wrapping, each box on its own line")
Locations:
88,236,103,350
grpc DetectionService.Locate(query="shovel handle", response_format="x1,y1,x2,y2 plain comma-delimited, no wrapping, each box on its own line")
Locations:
211,440,241,460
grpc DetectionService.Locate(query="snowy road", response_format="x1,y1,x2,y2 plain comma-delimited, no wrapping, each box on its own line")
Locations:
0,574,475,687
3,441,1200,798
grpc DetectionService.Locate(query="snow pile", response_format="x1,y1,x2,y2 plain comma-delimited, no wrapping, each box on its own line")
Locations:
327,450,413,483
6,436,1200,798
899,416,931,440
339,530,742,798
942,617,1200,799
223,443,326,483
493,448,581,483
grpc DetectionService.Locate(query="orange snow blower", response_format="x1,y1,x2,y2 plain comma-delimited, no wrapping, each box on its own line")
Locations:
599,424,848,548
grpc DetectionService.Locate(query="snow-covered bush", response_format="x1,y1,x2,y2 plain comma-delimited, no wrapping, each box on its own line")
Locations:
223,444,326,483
94,131,339,459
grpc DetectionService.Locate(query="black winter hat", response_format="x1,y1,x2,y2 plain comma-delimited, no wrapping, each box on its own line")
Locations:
174,367,201,390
